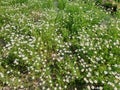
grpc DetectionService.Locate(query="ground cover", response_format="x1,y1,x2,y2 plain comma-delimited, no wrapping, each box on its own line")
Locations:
0,0,120,89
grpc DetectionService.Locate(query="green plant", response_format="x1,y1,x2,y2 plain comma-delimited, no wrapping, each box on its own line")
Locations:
0,0,120,89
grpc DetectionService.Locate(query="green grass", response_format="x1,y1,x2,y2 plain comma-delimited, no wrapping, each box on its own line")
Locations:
0,0,120,90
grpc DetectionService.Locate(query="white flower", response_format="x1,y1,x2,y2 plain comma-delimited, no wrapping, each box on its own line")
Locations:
7,71,10,74
64,85,67,89
84,78,88,83
91,86,94,89
114,87,117,90
0,72,4,78
89,79,93,84
94,80,97,83
87,85,91,90
66,78,69,83
104,71,108,75
59,87,62,90
87,72,91,77
108,67,111,70
20,85,24,88
49,80,52,83
99,86,103,90
42,87,45,90
32,76,35,80
47,88,50,90
18,79,21,82
23,57,28,60
75,87,77,90
54,87,57,90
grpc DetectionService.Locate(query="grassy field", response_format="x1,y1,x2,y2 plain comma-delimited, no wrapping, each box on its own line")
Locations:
0,0,120,90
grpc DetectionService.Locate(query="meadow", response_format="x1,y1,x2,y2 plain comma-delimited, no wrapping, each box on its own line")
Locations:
0,0,120,90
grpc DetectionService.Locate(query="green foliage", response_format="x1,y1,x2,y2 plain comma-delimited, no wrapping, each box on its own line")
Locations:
0,0,120,89
11,0,28,5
